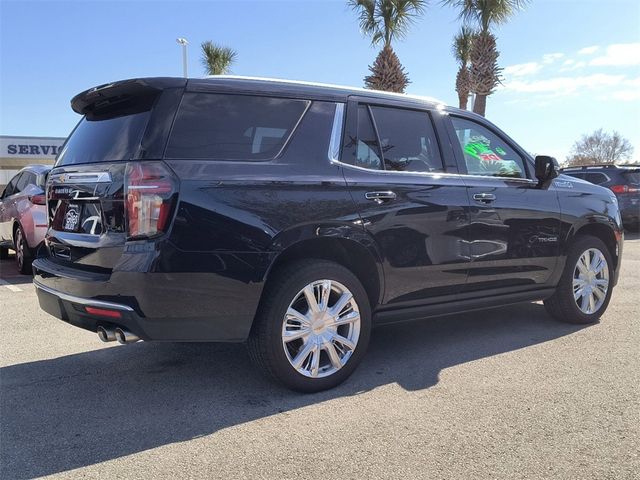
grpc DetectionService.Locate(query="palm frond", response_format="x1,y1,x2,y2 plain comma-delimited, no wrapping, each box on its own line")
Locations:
200,41,237,76
451,25,475,64
350,0,427,46
442,0,529,31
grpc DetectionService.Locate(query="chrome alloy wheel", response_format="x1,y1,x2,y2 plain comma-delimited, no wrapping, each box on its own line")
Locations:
573,248,609,314
281,279,361,378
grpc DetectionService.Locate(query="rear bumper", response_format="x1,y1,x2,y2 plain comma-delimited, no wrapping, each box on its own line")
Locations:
32,255,265,342
34,280,145,338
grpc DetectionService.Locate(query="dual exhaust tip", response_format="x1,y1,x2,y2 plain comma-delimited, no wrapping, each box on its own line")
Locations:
97,326,140,344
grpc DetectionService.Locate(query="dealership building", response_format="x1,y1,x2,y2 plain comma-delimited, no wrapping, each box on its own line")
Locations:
0,135,66,191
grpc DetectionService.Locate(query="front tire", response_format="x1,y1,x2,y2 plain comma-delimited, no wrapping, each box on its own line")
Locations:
544,235,614,324
248,260,372,392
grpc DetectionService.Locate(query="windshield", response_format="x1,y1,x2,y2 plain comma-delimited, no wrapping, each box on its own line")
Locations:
56,111,150,166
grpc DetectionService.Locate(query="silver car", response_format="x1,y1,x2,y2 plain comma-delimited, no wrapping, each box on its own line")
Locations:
0,165,51,274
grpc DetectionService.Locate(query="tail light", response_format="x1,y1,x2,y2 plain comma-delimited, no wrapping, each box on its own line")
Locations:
28,194,46,205
610,185,639,194
125,162,178,239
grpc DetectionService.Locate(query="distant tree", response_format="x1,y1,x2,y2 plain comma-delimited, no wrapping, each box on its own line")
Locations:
201,41,237,75
349,0,427,93
566,129,634,166
452,26,475,110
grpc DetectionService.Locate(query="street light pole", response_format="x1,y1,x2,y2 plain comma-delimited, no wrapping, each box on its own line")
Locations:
176,37,188,78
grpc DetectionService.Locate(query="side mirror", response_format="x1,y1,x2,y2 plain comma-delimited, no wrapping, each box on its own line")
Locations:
534,155,559,187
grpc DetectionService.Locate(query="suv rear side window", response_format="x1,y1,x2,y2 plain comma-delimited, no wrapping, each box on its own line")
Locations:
451,116,526,179
166,93,309,160
370,106,443,172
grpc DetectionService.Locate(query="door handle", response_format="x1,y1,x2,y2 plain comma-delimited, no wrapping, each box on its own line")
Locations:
473,193,496,204
365,191,397,204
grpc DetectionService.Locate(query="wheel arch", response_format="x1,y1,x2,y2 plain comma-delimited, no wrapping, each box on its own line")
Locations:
263,234,384,310
572,221,620,270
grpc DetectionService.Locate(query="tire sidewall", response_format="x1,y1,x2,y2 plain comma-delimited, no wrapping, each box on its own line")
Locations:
261,261,372,392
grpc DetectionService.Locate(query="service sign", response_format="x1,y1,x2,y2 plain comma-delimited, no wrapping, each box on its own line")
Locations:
0,135,66,159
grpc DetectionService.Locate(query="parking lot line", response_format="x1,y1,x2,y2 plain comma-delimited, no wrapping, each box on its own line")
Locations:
0,278,23,292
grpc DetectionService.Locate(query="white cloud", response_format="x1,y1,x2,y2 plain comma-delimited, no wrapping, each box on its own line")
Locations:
559,60,586,72
542,53,564,63
503,73,627,95
609,90,640,101
590,43,640,66
578,46,599,55
503,62,541,77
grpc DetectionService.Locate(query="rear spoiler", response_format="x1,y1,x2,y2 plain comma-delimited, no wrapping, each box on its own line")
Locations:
70,77,187,115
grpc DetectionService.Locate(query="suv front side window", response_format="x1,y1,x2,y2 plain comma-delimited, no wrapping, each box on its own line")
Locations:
451,116,527,179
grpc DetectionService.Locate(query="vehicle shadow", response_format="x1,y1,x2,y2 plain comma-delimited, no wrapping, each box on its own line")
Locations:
1,303,589,479
0,257,34,285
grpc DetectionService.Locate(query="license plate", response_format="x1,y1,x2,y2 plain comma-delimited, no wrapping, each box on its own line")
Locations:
63,204,81,231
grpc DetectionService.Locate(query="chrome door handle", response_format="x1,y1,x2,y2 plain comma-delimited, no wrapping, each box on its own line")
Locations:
365,191,397,204
473,193,496,204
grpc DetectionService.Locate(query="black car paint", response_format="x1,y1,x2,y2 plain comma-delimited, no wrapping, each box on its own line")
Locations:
33,77,624,342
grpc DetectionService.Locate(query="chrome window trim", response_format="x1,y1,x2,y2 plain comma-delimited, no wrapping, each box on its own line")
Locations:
33,280,134,312
330,156,536,183
328,103,345,162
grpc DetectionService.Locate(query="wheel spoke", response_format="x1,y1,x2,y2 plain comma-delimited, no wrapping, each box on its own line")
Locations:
303,284,321,314
286,307,311,326
588,293,596,313
330,310,360,327
332,333,356,351
329,291,353,317
594,278,609,287
324,341,343,369
310,345,320,377
282,327,310,342
292,341,314,370
593,285,606,300
577,254,589,275
318,280,332,311
574,287,585,302
580,292,589,312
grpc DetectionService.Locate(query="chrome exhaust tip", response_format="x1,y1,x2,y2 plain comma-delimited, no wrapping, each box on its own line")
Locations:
114,328,140,345
97,326,116,342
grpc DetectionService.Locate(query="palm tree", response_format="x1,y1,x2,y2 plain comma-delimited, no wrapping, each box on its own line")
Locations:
201,41,237,76
452,26,475,110
349,0,427,93
444,0,529,116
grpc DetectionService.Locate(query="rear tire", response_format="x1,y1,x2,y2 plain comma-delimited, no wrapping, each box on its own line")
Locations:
14,225,33,275
544,235,614,324
247,260,371,392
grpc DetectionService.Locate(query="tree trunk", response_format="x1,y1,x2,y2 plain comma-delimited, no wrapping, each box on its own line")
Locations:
473,94,487,116
458,92,468,110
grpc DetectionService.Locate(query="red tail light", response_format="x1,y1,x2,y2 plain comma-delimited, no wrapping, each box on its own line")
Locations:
125,162,178,239
610,185,639,194
85,306,122,318
28,194,46,205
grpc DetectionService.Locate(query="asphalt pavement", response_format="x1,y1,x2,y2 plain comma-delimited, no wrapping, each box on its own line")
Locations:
1,235,638,479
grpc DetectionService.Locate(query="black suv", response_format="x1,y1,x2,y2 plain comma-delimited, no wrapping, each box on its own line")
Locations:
34,77,623,392
561,165,639,231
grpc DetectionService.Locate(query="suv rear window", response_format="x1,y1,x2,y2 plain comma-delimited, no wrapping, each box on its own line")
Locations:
165,93,309,160
57,111,151,166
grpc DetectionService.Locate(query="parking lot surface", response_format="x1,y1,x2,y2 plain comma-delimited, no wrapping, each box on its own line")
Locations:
1,235,639,479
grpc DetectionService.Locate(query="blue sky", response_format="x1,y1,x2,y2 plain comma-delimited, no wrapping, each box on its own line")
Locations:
1,0,639,162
